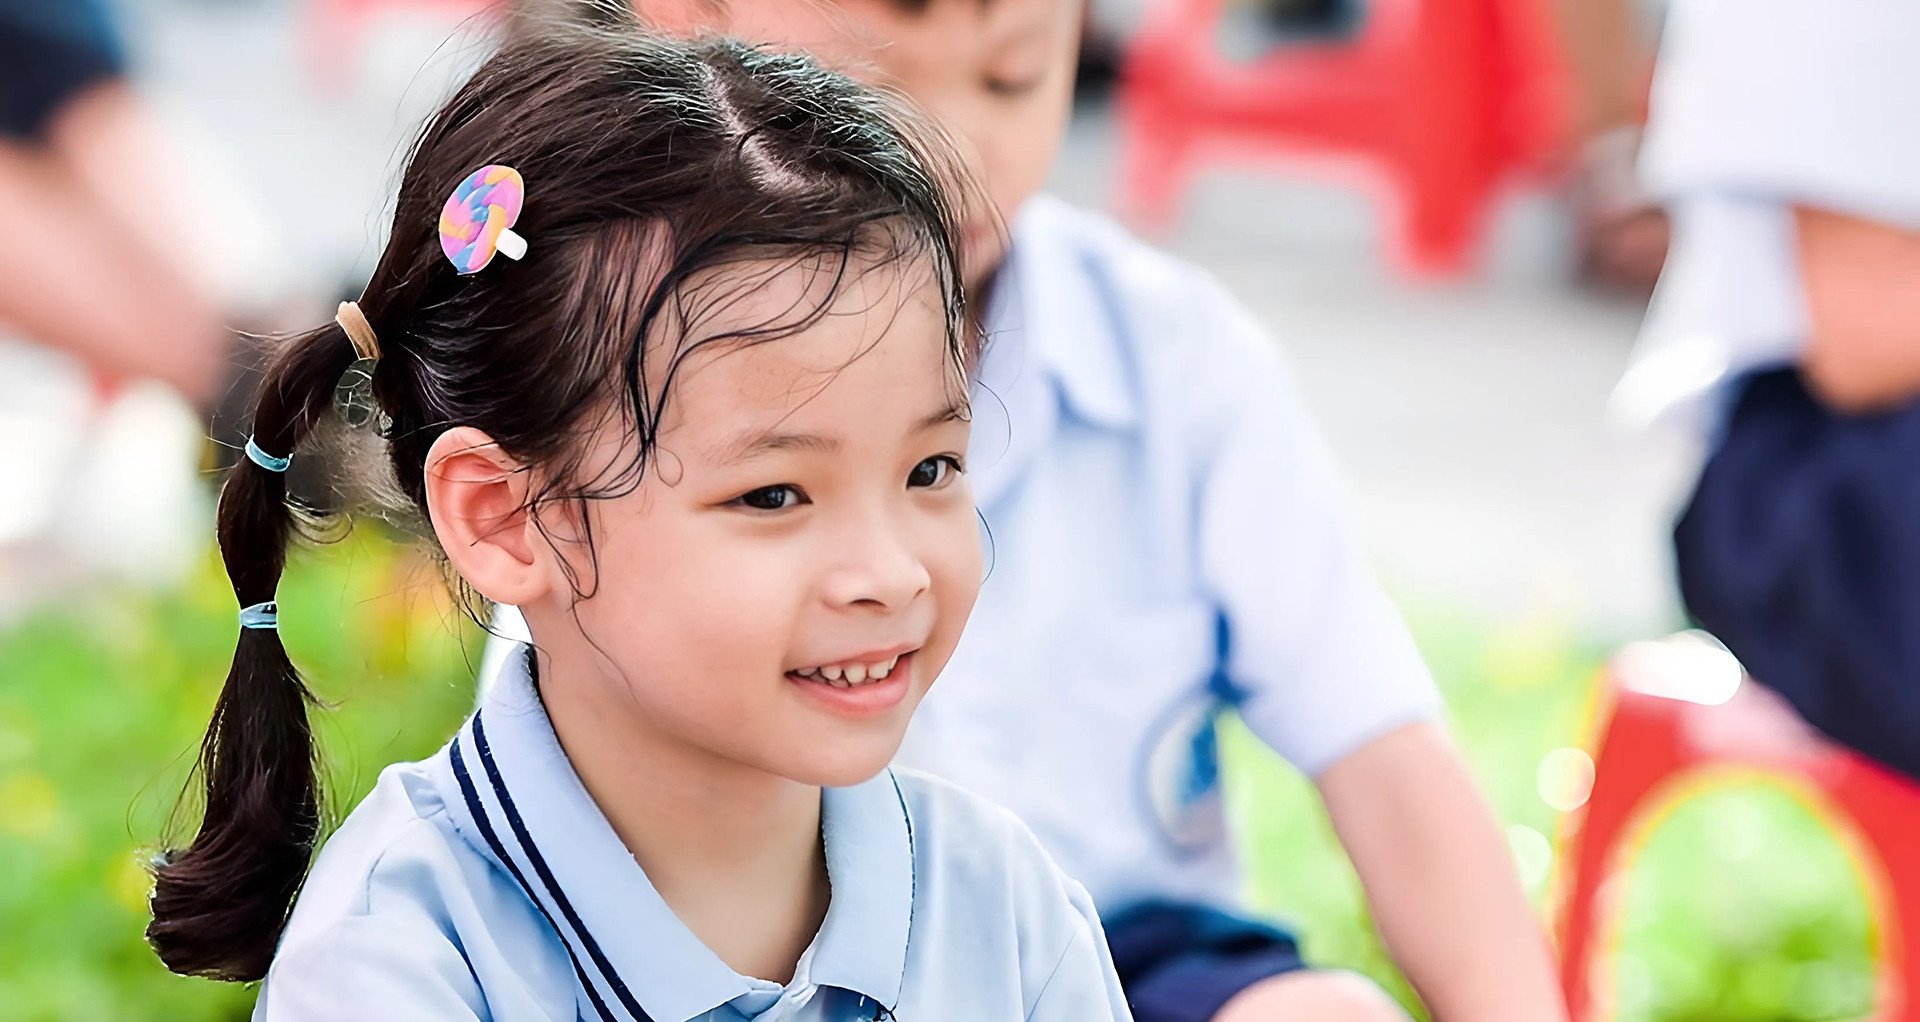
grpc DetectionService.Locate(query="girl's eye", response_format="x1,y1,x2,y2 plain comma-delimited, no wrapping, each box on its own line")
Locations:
909,455,965,490
732,485,807,511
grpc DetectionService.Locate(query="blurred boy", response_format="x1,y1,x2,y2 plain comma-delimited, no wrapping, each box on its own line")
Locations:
495,1,1566,1017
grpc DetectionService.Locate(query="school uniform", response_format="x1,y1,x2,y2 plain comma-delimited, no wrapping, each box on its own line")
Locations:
484,194,1441,1020
1617,0,1920,778
254,644,1133,1021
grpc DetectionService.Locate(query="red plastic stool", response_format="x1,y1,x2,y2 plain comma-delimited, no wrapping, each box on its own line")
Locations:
1117,0,1572,275
1556,636,1920,1020
304,0,501,90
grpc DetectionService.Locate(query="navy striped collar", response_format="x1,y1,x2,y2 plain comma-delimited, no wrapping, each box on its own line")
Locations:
438,645,915,1022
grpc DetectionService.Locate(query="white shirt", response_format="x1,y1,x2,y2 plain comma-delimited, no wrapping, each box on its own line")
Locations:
1613,0,1920,434
892,196,1440,914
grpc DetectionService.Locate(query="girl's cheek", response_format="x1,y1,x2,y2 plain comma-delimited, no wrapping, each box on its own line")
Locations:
941,511,986,584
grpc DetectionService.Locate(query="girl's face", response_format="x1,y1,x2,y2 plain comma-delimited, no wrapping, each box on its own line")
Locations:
529,262,980,788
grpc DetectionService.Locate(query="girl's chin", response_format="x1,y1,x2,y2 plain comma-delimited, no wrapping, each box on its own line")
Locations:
762,732,909,791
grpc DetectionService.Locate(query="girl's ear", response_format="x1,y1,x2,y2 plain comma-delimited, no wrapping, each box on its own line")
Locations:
424,426,548,607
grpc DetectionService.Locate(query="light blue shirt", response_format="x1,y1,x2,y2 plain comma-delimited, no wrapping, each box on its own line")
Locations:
895,195,1441,913
485,195,1440,917
255,645,1132,1021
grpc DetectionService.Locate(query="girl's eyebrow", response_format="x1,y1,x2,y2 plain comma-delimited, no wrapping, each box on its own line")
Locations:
720,430,841,463
915,402,967,432
716,402,967,464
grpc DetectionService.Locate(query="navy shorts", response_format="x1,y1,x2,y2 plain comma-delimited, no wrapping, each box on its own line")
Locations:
1104,901,1308,1022
1676,367,1920,781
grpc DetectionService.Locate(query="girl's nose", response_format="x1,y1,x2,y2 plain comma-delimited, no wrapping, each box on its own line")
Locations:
823,521,932,610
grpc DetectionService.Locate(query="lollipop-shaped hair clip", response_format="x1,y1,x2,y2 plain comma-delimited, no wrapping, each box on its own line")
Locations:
439,165,528,274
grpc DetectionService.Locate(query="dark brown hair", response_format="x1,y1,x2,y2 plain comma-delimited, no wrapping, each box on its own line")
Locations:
147,12,974,982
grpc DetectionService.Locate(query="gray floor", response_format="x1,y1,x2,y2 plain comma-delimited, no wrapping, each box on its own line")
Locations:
15,1,1694,638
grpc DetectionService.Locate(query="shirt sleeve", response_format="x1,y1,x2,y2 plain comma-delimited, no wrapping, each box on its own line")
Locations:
1023,877,1134,1022
253,911,488,1021
1643,0,1920,225
1187,279,1444,778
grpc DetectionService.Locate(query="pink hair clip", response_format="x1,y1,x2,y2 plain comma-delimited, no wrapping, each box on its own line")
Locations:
439,165,528,275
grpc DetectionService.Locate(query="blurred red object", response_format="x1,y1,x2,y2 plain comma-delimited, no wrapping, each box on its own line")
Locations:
1117,0,1572,275
305,0,499,89
1557,647,1920,1020
90,370,121,404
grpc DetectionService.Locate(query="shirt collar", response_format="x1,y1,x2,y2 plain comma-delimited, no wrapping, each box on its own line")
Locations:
810,770,915,1009
436,646,914,1021
982,195,1141,433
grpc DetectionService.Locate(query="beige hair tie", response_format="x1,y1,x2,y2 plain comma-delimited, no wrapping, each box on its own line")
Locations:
335,301,381,361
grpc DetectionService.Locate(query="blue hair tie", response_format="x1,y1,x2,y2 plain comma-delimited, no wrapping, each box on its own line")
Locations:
238,601,279,630
244,436,291,473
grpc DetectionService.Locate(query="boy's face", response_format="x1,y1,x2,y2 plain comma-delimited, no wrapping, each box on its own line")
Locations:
716,0,1082,288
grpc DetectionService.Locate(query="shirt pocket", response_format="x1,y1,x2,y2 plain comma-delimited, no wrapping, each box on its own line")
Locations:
1058,603,1226,853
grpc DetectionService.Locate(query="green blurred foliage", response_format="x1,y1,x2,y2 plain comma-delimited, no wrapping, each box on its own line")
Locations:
1227,605,1877,1021
0,532,480,1022
0,536,1882,1020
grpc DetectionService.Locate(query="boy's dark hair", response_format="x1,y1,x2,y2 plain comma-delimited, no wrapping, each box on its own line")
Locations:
147,9,974,983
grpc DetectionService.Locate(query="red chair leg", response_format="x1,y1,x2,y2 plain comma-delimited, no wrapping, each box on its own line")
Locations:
1565,684,1920,1020
1558,689,1692,1020
1116,87,1191,234
1395,167,1493,276
1829,759,1920,1020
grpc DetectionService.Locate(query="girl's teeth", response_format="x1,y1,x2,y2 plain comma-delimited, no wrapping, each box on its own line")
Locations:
797,654,906,686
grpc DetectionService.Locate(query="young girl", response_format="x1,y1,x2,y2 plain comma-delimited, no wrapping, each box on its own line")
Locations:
146,21,1131,1022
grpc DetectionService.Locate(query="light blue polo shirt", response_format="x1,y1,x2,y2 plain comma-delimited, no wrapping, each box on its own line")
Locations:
482,194,1440,919
255,644,1132,1021
893,195,1442,914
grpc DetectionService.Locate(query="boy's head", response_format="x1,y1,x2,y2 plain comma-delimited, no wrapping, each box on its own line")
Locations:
679,0,1083,288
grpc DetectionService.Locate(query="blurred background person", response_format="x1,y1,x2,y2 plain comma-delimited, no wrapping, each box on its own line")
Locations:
0,0,226,406
1616,0,1920,776
0,0,263,614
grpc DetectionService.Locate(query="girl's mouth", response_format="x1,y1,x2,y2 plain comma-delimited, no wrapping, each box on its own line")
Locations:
786,651,918,717
786,652,902,688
